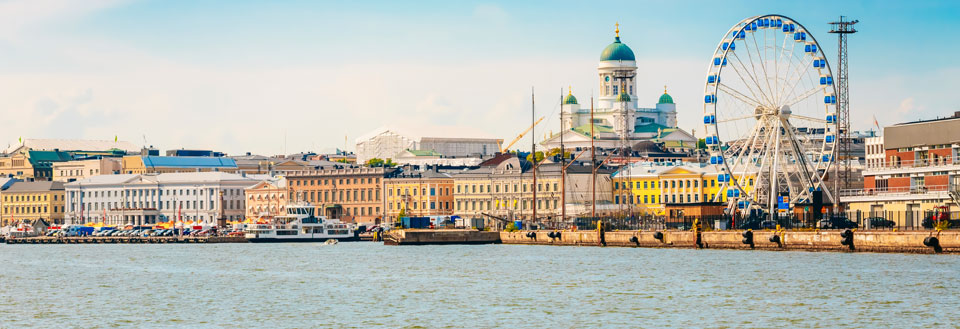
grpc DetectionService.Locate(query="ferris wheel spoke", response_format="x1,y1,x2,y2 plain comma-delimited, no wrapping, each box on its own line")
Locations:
774,34,798,102
784,86,824,107
751,27,777,106
733,43,774,106
717,83,763,107
718,114,757,124
789,113,828,124
729,52,774,105
777,53,815,105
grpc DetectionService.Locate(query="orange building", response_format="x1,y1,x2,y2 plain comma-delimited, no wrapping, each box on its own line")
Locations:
244,178,287,219
285,167,392,224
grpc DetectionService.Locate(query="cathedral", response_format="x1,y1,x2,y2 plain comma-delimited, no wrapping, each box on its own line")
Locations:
542,24,695,151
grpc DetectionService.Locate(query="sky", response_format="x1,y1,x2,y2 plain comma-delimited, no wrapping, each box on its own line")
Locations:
0,0,958,155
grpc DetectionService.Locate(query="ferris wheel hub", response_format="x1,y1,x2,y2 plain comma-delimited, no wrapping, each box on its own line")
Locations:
778,105,792,119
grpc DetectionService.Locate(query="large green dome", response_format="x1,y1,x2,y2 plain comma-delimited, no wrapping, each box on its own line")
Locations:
600,36,635,61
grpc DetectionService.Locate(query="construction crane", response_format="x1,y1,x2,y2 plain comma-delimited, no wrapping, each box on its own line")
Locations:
500,116,545,152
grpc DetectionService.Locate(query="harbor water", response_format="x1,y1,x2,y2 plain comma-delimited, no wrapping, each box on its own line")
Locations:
1,243,958,328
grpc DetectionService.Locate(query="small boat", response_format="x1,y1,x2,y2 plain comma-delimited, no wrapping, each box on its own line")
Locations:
245,203,357,243
323,239,338,245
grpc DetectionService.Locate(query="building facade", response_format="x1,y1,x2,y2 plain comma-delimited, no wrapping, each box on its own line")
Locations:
841,114,960,225
612,162,757,216
285,167,391,224
64,172,259,226
53,158,122,182
0,150,73,181
384,168,454,222
244,178,288,219
0,181,65,226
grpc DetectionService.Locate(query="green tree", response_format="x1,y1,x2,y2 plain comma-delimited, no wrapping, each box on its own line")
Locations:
365,158,385,167
697,139,707,150
384,158,397,167
525,151,545,164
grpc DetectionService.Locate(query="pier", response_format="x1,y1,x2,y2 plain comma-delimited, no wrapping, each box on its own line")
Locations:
5,236,247,244
385,229,960,254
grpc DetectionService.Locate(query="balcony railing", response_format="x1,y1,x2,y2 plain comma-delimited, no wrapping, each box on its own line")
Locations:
839,184,953,197
872,156,960,171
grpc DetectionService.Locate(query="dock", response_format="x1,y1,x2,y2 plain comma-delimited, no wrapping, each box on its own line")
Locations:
384,229,960,254
5,236,248,244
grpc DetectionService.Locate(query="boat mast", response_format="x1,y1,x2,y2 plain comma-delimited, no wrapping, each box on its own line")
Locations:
531,87,537,228
560,88,566,229
591,96,596,219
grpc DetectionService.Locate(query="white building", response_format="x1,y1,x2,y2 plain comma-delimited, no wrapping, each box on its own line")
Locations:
3,138,140,155
865,135,884,169
541,25,687,150
355,127,502,164
64,172,262,226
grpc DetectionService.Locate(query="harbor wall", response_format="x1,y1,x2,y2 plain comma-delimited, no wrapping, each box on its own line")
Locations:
387,229,960,253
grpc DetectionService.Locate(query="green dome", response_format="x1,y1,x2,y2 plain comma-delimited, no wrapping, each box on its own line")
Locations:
617,89,631,102
564,93,578,105
600,36,635,61
658,93,674,104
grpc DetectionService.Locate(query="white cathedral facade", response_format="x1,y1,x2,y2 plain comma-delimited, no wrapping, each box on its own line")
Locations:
542,25,695,151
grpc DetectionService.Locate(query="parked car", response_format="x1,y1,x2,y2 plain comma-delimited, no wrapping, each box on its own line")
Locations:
867,217,896,228
817,217,857,229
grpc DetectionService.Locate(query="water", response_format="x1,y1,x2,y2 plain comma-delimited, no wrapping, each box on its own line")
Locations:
1,243,958,328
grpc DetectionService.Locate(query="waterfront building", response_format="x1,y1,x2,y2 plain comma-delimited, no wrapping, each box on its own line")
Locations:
0,181,65,226
355,127,502,164
0,150,72,181
384,167,454,222
285,167,392,224
121,155,238,174
64,172,259,226
865,135,884,170
453,154,614,224
244,177,288,219
842,112,960,222
53,158,122,182
611,162,756,216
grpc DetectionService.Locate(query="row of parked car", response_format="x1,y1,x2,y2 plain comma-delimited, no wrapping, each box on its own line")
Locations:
737,216,898,230
44,228,217,237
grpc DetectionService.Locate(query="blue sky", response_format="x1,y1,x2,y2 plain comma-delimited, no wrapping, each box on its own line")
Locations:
0,0,957,154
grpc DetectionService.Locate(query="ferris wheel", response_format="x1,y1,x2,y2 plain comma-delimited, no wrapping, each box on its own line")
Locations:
703,15,838,216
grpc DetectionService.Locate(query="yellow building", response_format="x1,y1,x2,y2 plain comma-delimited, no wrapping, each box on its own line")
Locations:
0,150,72,181
384,169,454,222
612,162,756,215
0,181,66,226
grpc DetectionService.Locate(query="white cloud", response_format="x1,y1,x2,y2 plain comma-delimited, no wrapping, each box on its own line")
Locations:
0,0,130,41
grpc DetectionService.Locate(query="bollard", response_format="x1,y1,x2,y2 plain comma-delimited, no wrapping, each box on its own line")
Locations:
840,229,854,250
741,230,754,248
653,231,664,241
769,234,782,248
923,236,942,253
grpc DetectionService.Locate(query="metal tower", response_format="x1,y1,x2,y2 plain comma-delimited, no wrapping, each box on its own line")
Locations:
829,16,858,198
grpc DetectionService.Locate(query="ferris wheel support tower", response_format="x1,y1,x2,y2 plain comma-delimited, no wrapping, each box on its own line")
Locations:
828,16,858,205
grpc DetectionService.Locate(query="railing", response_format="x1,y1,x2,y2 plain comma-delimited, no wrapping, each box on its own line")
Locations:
839,184,953,197
564,211,960,231
870,155,960,171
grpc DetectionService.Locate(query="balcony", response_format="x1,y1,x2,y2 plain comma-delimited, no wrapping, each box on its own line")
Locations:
839,184,955,203
864,156,960,175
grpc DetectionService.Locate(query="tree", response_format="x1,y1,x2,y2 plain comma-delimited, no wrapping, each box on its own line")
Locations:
365,158,385,167
697,139,707,150
384,158,397,167
525,151,545,164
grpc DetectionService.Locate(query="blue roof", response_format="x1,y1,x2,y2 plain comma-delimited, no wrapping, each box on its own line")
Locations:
142,156,237,169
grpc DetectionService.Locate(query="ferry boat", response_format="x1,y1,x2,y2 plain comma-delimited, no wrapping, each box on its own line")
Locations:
245,203,357,243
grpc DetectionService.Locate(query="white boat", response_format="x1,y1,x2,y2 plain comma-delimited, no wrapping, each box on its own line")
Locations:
244,203,356,243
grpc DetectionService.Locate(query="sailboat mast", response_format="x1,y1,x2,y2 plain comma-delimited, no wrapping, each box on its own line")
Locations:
560,88,566,228
531,87,537,227
591,96,596,219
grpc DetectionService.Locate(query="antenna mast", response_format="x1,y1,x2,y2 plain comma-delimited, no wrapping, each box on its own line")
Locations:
829,16,858,205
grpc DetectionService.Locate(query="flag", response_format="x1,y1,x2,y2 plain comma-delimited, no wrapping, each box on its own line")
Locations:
18,136,21,144
114,135,118,142
873,115,880,130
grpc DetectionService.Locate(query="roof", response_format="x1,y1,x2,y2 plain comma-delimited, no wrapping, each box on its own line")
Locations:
5,181,65,193
4,139,139,154
658,92,674,104
404,149,442,157
573,123,615,136
27,151,73,168
600,36,635,61
67,172,260,188
141,156,237,169
634,123,668,134
564,90,578,105
617,90,631,102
